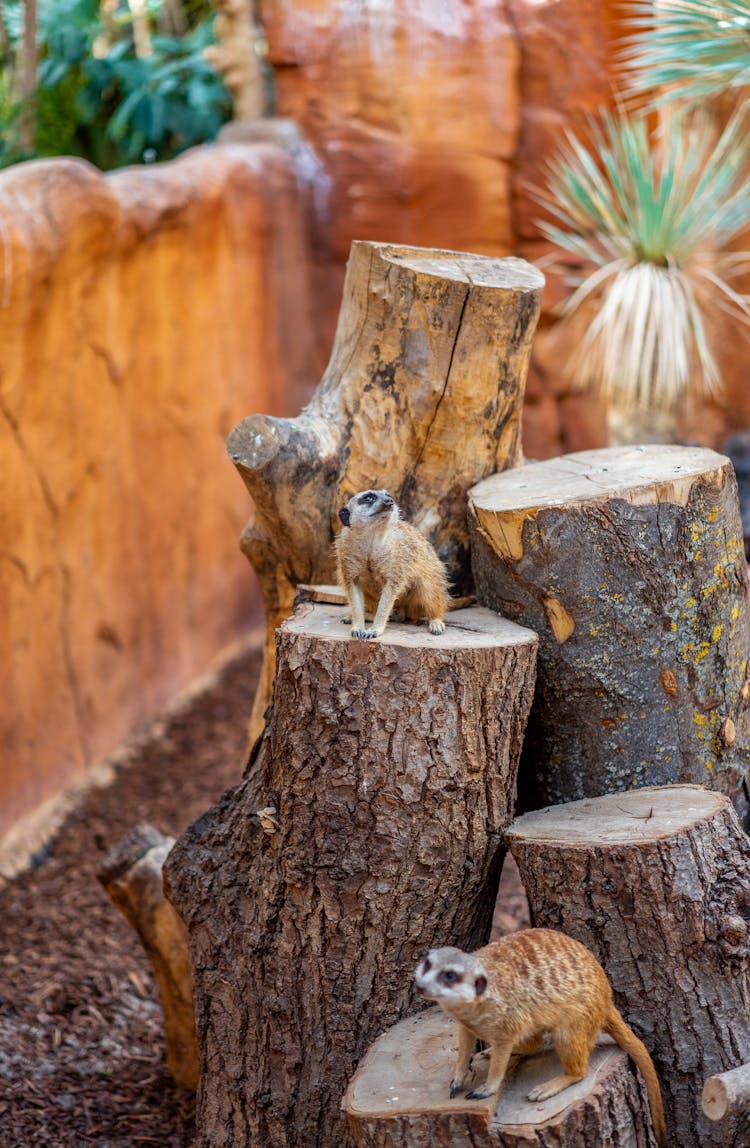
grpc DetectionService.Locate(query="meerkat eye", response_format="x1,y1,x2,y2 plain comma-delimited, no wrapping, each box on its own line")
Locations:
360,492,376,504
442,970,459,984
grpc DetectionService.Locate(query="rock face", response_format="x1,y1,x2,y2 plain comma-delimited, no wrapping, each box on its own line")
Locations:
260,0,621,450
0,144,312,843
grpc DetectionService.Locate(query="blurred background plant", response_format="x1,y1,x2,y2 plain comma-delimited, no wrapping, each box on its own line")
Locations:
537,0,750,440
0,0,233,170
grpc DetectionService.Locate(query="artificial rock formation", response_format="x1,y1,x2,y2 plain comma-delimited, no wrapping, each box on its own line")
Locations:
469,444,750,817
0,143,311,844
507,786,750,1148
227,240,544,741
165,602,538,1148
343,1008,657,1148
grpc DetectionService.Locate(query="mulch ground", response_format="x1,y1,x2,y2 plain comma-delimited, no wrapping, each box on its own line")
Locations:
0,637,528,1147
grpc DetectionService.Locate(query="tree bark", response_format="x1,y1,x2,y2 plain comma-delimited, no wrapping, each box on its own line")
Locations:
506,785,750,1148
228,241,544,741
164,603,538,1148
343,1007,656,1148
97,824,198,1090
468,444,750,819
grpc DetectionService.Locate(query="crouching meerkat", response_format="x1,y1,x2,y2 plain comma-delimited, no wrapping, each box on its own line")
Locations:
414,929,666,1147
335,489,450,640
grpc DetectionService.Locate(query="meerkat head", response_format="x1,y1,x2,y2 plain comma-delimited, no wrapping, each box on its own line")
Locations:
414,947,488,1006
338,489,398,528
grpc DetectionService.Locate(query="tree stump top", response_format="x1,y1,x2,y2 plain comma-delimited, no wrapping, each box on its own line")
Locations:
471,445,729,519
283,603,538,651
506,785,729,847
373,243,545,291
343,1006,634,1125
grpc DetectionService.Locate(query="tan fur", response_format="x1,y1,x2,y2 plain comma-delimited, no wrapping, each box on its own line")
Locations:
335,489,450,639
414,929,666,1147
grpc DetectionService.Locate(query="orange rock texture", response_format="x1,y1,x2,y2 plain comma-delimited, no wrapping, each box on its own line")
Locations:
0,144,312,841
260,0,620,452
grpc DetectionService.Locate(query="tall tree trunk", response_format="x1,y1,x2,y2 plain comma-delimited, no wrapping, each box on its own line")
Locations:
227,241,544,742
469,444,750,819
165,603,538,1148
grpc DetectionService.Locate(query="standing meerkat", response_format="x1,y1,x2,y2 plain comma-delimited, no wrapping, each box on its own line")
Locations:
414,928,666,1147
335,489,450,639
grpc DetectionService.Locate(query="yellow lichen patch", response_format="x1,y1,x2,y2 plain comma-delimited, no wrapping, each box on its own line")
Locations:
476,507,536,562
732,605,740,621
712,624,724,642
694,712,708,727
543,595,575,643
695,642,710,663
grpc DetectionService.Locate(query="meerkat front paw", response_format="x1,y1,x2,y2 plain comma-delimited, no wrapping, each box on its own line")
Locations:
351,628,379,640
449,1079,466,1099
465,1086,496,1101
428,619,446,635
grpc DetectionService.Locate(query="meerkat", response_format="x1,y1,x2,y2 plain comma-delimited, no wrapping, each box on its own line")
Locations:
335,489,450,639
414,928,666,1147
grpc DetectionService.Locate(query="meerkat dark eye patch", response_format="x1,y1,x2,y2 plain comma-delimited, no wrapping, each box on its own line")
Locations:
442,970,459,984
339,507,350,526
474,974,488,996
359,492,376,504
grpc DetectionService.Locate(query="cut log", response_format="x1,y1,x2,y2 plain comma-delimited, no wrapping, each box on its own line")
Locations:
468,444,750,818
228,240,544,741
97,824,198,1090
506,785,750,1148
703,1063,750,1122
343,1008,657,1147
164,603,538,1148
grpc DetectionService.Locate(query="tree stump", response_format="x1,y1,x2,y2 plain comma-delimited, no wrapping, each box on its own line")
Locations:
468,444,750,817
164,603,538,1148
97,824,198,1090
342,1008,657,1147
506,785,750,1148
228,241,544,741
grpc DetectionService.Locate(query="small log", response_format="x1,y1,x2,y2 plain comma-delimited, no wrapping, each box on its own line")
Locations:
97,824,198,1090
228,240,544,741
506,785,750,1148
343,1008,657,1147
468,444,750,817
164,603,538,1148
703,1063,750,1122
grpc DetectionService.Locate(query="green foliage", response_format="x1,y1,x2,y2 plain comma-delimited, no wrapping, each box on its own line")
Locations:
0,0,232,170
621,0,750,104
536,110,750,414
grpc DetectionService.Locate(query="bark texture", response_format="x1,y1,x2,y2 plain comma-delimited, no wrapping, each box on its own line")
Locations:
97,824,198,1090
343,1007,656,1148
164,603,538,1148
468,445,750,818
506,785,750,1148
227,240,544,741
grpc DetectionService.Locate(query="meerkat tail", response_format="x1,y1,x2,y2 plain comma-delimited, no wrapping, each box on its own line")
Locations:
604,1009,666,1147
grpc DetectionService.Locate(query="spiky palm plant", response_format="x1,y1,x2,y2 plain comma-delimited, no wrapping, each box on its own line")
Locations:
621,0,750,104
537,108,750,418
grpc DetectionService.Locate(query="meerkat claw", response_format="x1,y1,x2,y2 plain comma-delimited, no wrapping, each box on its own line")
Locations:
465,1087,494,1101
351,628,378,640
449,1081,465,1099
428,619,446,635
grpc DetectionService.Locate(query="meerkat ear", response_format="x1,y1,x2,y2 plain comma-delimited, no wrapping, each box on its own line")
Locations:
474,974,488,996
339,507,350,526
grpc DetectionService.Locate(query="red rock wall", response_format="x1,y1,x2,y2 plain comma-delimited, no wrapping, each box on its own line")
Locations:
261,0,620,452
0,143,312,841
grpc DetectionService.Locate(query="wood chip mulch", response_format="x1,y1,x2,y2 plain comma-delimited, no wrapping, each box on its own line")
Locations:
0,637,528,1147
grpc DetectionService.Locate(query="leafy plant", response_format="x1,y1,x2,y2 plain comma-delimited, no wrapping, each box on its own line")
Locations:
0,0,231,170
620,0,750,104
536,109,750,415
